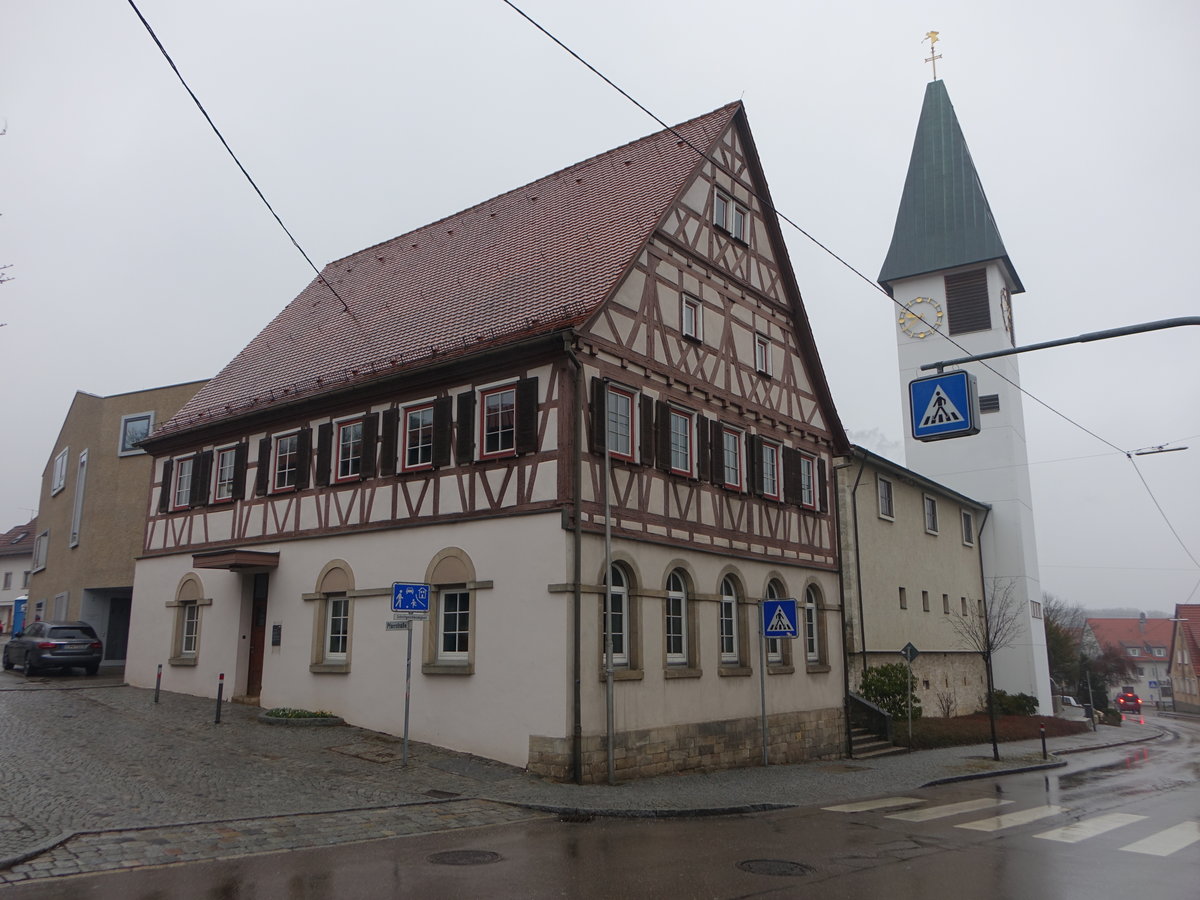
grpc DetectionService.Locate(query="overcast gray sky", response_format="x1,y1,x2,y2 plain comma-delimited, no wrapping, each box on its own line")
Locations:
3,1,1197,612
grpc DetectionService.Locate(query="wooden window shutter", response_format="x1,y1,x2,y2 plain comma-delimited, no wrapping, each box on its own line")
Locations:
158,459,174,513
254,437,271,496
710,420,725,487
945,268,991,335
379,409,398,477
314,424,333,487
655,400,672,472
695,415,710,482
295,427,312,490
782,447,802,506
232,441,249,500
589,377,606,455
432,397,453,468
639,395,655,467
361,413,379,479
747,434,763,497
190,451,213,507
515,377,539,455
456,391,476,463
818,458,829,513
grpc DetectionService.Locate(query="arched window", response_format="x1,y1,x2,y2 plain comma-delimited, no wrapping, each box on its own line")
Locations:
665,570,688,665
720,576,740,665
606,564,630,667
765,579,786,666
804,584,821,663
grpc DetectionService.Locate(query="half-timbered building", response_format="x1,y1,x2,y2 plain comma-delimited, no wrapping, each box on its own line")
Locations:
129,102,850,782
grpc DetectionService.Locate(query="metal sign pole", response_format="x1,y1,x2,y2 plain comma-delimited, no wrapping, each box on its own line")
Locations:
603,380,615,786
907,658,913,745
758,600,768,766
403,622,413,766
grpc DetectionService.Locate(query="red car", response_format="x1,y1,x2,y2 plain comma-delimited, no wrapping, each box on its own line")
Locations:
1115,691,1142,713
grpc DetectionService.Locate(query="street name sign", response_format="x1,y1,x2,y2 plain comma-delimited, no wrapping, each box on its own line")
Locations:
909,370,980,442
763,599,799,638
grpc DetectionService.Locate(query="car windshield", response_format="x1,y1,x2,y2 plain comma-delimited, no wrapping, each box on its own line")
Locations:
48,627,96,640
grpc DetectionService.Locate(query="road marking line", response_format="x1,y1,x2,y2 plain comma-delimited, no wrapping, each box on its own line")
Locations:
1120,821,1200,857
956,805,1067,832
823,797,923,813
1035,813,1146,843
887,798,1013,822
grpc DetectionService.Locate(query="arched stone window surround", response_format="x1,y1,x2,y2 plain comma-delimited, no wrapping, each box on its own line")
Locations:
308,560,355,674
166,572,212,666
716,567,752,676
596,552,642,680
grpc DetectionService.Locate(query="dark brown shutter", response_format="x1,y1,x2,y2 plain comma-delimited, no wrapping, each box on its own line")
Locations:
639,395,655,467
158,459,174,513
254,437,271,496
360,413,379,479
710,421,726,487
190,451,212,507
515,377,539,455
695,415,710,482
379,409,398,477
456,391,476,464
432,397,453,468
782,447,802,506
315,423,333,487
295,427,312,490
818,458,829,513
232,441,248,500
945,268,991,335
655,400,671,472
747,434,763,497
589,377,606,455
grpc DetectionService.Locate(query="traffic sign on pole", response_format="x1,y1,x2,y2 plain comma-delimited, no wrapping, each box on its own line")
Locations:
392,582,430,617
909,371,980,441
763,599,799,638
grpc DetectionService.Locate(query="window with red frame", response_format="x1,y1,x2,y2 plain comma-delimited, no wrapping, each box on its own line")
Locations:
605,386,635,461
172,457,195,510
761,441,781,500
403,404,435,470
273,434,299,491
335,420,364,482
480,386,516,458
213,447,238,502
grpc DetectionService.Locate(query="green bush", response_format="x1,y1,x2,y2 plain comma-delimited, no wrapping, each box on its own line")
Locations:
860,663,921,720
264,707,336,719
983,690,1039,716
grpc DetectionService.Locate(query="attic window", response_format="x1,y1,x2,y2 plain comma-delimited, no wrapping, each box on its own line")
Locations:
11,533,27,544
713,189,749,242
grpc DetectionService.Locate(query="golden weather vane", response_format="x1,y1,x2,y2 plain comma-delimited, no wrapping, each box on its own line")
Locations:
924,31,942,80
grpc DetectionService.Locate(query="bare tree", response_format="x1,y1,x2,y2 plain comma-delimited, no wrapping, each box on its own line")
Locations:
1042,591,1087,694
951,578,1028,760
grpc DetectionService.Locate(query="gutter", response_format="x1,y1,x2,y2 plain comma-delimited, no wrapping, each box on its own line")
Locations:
834,456,867,759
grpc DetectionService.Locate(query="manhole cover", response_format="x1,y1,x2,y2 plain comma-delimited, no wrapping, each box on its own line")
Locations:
737,859,814,877
428,850,503,866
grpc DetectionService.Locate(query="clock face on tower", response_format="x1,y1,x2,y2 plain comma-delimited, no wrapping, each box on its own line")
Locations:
897,297,944,339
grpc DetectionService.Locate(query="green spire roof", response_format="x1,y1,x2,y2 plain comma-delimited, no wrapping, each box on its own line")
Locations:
878,80,1023,293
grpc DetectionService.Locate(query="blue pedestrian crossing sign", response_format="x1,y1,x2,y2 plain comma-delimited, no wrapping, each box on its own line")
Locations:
392,582,430,613
763,599,799,639
909,370,980,442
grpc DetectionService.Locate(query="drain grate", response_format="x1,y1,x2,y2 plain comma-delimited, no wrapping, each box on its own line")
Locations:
737,859,814,877
428,850,503,866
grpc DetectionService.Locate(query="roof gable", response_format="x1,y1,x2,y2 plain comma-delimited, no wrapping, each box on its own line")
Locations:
160,104,742,437
878,80,1023,292
1085,617,1173,652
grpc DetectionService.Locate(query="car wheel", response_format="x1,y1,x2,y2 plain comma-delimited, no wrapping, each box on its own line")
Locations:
25,655,38,676
1,649,11,671
85,664,99,676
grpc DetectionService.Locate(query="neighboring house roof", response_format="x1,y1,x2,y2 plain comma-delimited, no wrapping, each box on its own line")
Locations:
842,444,990,512
158,102,767,438
1085,617,1173,656
0,520,36,559
1171,604,1200,679
878,79,1023,293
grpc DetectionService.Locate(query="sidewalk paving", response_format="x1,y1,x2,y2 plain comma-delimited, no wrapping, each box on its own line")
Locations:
0,677,1173,886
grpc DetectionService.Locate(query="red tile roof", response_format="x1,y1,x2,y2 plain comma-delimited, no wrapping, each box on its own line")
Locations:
1172,604,1200,678
0,520,36,559
1085,617,1173,654
159,103,743,436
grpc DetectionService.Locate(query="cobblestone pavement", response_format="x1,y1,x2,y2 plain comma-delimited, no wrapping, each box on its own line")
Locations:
0,671,1175,887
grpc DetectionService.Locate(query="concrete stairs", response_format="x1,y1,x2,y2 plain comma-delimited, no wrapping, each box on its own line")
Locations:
850,725,907,759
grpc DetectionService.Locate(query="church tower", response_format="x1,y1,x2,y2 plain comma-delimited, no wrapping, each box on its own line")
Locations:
880,78,1052,712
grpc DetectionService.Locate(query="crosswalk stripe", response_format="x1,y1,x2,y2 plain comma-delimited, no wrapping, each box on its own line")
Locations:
822,797,922,813
1035,813,1146,843
1120,821,1200,857
957,805,1067,832
887,798,1013,822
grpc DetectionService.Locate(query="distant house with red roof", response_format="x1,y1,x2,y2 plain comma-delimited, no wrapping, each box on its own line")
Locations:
1168,604,1200,714
128,103,851,782
1083,615,1173,706
0,520,36,632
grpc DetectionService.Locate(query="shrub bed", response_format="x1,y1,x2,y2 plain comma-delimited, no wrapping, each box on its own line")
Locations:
894,714,1089,749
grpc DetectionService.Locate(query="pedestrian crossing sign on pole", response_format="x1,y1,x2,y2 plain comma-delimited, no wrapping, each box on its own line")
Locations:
763,598,799,639
909,370,980,441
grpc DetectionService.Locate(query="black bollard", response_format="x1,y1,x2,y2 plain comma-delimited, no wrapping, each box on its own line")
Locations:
154,664,162,703
215,672,224,724
1040,723,1047,760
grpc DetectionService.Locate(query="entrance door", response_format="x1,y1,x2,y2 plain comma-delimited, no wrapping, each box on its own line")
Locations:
246,573,269,698
105,597,132,661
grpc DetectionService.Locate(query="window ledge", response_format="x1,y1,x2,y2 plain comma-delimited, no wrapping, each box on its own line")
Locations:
598,668,644,682
422,662,474,676
767,665,795,675
168,656,198,667
309,663,350,674
682,334,703,345
663,666,703,679
718,665,753,678
805,663,832,674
